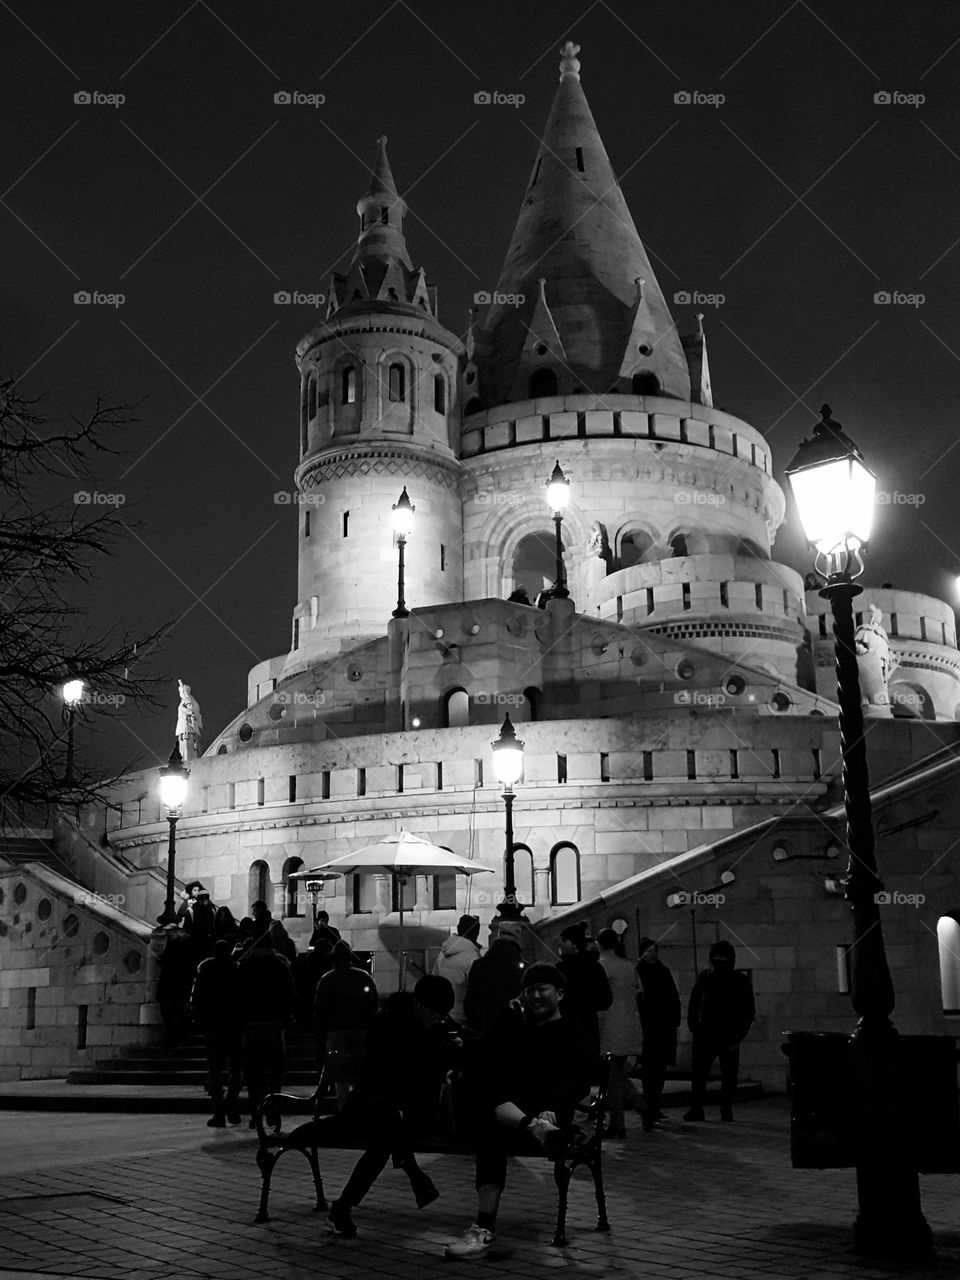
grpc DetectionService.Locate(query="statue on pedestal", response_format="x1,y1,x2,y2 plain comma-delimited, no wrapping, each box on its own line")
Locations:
176,680,203,760
854,604,899,715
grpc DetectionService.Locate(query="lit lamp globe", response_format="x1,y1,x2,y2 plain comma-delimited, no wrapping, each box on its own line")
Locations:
491,713,524,788
159,746,190,811
546,461,570,514
392,487,415,539
785,406,876,572
62,679,85,708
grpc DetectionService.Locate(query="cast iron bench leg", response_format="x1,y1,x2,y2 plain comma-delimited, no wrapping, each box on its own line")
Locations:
305,1146,327,1212
255,1148,276,1224
592,1152,610,1232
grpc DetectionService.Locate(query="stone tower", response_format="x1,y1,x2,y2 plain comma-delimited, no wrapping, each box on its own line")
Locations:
288,137,464,671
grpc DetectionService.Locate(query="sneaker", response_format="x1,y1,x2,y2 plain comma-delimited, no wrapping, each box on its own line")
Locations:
683,1107,705,1122
329,1200,358,1238
206,1113,226,1128
445,1224,496,1258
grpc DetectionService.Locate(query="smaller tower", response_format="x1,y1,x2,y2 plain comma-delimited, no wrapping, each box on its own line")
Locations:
289,138,464,671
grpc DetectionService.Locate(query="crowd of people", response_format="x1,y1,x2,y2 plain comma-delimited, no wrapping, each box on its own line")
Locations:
164,885,755,1257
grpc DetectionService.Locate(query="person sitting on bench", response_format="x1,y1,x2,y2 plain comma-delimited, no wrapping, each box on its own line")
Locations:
327,974,461,1238
445,962,595,1259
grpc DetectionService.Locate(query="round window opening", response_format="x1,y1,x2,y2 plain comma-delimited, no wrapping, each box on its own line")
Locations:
638,343,652,356
677,661,695,681
217,744,228,754
347,667,362,682
93,931,111,956
725,675,747,696
591,636,609,657
13,882,27,906
630,646,647,667
770,691,792,712
63,913,80,938
267,703,285,722
37,898,52,921
535,342,548,356
123,949,143,974
465,370,476,385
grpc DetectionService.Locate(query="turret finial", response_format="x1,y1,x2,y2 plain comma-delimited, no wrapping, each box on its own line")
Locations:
559,40,581,81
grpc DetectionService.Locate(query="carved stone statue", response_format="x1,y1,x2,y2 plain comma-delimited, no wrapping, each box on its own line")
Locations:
587,521,610,561
176,680,203,760
854,604,899,715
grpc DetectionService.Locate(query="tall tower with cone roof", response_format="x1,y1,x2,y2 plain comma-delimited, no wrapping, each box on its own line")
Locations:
288,137,464,671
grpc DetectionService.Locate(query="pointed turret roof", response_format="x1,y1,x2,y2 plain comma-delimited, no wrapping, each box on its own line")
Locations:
474,43,690,406
325,137,439,320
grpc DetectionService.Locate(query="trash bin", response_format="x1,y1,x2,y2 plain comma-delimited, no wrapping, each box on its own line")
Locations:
784,1031,854,1168
784,1031,960,1172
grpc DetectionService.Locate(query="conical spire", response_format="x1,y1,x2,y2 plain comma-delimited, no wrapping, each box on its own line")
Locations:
475,43,690,407
355,135,412,272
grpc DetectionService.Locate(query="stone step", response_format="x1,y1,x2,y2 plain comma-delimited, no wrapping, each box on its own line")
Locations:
65,1068,321,1086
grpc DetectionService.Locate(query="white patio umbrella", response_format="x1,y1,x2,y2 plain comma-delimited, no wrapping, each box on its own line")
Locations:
297,830,495,987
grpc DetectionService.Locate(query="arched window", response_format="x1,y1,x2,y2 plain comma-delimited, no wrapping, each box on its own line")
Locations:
513,843,534,907
443,688,470,728
307,374,317,421
388,363,406,403
513,531,559,601
938,915,960,1013
620,530,655,569
341,367,356,405
434,374,446,414
522,687,541,721
632,372,660,395
550,843,581,906
282,856,304,918
529,367,558,399
248,860,272,913
670,533,689,558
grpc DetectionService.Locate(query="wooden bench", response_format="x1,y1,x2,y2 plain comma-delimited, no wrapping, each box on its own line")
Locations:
253,1054,613,1247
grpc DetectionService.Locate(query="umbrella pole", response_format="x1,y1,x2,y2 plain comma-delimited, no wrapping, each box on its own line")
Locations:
397,872,405,991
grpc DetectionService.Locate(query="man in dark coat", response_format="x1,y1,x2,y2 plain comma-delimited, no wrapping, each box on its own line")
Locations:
684,939,755,1122
327,975,460,1238
190,939,243,1126
635,936,682,1130
445,962,595,1259
237,937,297,1127
314,940,379,1106
556,921,612,1052
463,934,523,1032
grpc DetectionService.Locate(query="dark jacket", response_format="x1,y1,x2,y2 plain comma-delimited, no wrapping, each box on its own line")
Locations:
557,951,612,1047
477,1006,595,1125
636,958,682,1064
237,949,297,1026
190,953,242,1029
687,966,755,1047
314,964,380,1035
353,992,460,1138
463,938,524,1032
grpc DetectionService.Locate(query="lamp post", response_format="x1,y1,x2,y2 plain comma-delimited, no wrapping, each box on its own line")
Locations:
156,744,190,927
491,713,525,921
305,878,324,930
785,404,930,1258
61,678,85,785
545,460,570,599
391,487,415,619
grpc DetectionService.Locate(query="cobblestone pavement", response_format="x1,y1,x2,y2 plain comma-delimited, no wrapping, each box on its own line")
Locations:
1,1100,959,1280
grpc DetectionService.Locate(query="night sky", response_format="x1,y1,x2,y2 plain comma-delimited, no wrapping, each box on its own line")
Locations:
4,0,960,778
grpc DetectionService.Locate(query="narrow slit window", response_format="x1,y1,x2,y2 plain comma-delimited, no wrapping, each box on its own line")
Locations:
772,749,781,779
304,510,311,538
257,778,265,806
341,367,356,404
575,146,585,172
642,751,653,781
440,544,446,572
557,754,567,784
436,762,443,790
600,752,610,782
342,511,349,538
434,374,445,414
397,764,404,794
812,748,821,780
682,583,691,612
388,363,406,402
358,768,366,797
687,750,697,780
755,583,764,609
321,770,331,800
730,750,739,780
531,157,542,186
381,206,389,225
288,775,297,802
720,581,729,608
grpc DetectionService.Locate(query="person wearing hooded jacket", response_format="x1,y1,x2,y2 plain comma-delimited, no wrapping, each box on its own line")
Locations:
684,939,755,1122
433,914,482,1023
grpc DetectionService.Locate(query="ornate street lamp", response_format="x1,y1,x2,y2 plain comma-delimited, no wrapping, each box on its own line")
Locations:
61,678,85,785
391,487,415,619
156,743,190,927
785,404,929,1258
545,460,570,600
491,713,525,921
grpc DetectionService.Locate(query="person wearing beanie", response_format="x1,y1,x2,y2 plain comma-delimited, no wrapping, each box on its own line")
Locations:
635,936,682,1129
327,975,460,1238
445,958,594,1259
557,922,612,1054
433,914,482,1023
314,941,380,1108
684,939,755,1123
